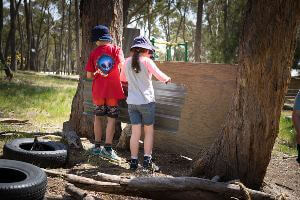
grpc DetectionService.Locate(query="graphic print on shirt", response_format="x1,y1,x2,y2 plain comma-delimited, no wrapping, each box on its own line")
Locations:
95,54,115,77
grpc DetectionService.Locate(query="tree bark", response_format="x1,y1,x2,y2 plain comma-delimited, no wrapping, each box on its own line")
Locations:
194,0,203,62
69,0,123,138
192,0,300,189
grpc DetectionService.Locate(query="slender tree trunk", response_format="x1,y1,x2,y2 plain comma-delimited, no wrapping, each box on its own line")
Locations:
123,0,130,27
175,7,183,43
24,0,32,70
223,0,229,63
9,0,16,71
74,0,80,74
147,0,152,39
36,0,48,72
182,3,187,42
29,0,36,71
17,8,24,70
53,35,57,72
43,8,50,72
67,0,72,75
166,0,171,41
57,0,66,74
0,0,13,79
192,0,300,189
69,0,123,138
194,0,203,62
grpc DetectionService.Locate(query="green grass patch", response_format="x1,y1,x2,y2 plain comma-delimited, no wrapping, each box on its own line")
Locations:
275,116,297,155
0,72,77,126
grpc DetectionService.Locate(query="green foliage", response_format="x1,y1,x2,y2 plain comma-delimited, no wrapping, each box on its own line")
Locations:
276,116,297,155
202,0,246,64
127,0,246,63
0,72,77,125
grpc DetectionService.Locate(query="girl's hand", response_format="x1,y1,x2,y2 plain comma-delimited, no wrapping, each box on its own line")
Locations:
165,78,171,84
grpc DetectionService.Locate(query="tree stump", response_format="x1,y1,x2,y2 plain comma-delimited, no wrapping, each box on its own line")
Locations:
116,124,131,150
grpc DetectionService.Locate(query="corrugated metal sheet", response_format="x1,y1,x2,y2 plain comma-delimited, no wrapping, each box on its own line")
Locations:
83,79,186,133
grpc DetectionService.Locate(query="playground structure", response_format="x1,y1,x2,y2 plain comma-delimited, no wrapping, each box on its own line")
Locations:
150,39,188,62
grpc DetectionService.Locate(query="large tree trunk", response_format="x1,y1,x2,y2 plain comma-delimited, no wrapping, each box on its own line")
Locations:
69,0,123,138
192,0,300,189
194,0,203,62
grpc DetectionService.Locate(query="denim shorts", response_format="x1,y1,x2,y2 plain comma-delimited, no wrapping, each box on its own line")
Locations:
128,102,155,125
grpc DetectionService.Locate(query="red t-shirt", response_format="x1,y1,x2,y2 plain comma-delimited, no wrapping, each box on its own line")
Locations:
85,44,125,100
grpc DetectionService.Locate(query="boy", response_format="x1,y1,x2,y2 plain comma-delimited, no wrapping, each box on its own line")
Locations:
85,25,125,161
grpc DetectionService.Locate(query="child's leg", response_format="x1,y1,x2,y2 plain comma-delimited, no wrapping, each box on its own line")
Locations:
141,102,156,156
128,104,142,159
93,98,106,147
143,124,154,156
104,98,119,146
105,117,116,145
94,116,102,146
130,124,142,158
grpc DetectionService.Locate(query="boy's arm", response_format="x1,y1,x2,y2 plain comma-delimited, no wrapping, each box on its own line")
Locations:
85,52,95,79
87,72,94,79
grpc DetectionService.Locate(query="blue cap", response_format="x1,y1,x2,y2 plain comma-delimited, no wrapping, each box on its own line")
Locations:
130,36,155,51
91,25,112,42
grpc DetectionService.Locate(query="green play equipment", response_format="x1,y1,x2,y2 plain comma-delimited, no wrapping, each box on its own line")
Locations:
150,38,188,62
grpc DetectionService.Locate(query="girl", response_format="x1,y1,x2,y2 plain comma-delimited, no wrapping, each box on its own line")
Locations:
120,36,171,170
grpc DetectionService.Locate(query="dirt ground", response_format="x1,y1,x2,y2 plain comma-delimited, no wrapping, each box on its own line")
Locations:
43,137,300,200
0,122,299,200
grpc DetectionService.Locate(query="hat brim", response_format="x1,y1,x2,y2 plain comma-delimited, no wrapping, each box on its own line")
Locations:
98,36,112,41
130,44,155,51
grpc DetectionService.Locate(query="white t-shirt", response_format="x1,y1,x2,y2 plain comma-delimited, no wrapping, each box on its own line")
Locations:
120,56,170,105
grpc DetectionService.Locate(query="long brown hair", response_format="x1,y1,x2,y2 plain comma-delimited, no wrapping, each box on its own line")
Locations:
131,47,148,73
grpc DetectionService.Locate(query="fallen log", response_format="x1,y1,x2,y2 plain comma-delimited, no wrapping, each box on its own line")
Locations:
44,194,64,200
43,169,276,200
65,184,95,200
0,118,29,124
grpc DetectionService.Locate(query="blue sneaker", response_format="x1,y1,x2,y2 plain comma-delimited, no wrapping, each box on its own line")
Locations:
91,147,103,155
100,148,121,161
